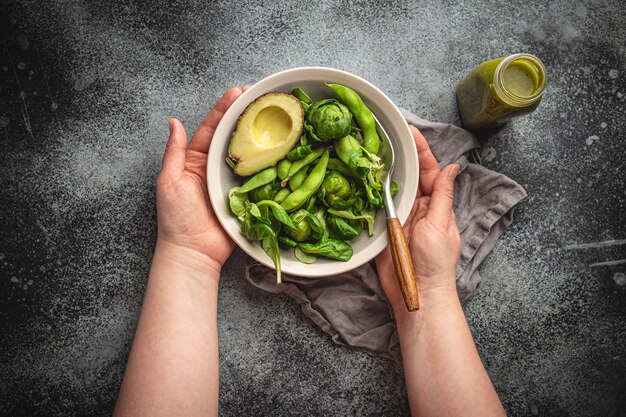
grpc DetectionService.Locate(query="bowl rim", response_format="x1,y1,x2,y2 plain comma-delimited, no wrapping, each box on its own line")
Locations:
207,66,418,277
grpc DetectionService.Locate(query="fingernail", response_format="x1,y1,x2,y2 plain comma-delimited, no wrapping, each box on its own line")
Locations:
448,164,460,179
168,118,175,134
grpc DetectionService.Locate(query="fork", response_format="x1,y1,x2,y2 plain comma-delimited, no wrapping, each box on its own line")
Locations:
375,115,420,312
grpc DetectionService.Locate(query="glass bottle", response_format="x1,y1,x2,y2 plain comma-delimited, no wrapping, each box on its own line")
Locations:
456,53,547,130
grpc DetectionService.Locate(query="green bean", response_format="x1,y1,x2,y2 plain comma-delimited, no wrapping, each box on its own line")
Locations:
289,166,308,191
327,83,380,155
277,159,292,180
236,167,277,194
273,188,291,203
281,146,325,186
281,150,330,212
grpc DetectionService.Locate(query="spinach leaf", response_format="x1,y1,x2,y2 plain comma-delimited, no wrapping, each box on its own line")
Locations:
327,208,375,237
262,236,282,284
297,238,353,262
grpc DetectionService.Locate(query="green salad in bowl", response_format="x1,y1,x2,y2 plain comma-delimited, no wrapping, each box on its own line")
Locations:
207,67,418,280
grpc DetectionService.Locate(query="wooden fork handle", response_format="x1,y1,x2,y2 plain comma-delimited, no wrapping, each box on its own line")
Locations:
387,218,420,311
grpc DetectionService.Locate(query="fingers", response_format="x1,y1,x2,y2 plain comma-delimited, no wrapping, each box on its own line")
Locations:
410,196,430,231
410,125,440,196
161,118,188,179
188,87,244,154
243,84,252,92
426,164,459,230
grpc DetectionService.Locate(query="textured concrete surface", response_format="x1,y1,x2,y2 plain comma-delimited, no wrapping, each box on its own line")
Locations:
1,0,625,415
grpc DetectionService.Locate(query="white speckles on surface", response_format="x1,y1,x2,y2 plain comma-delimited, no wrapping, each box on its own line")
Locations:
613,272,626,287
16,34,29,49
600,122,607,128
72,74,96,92
16,62,26,70
608,69,619,79
585,135,600,145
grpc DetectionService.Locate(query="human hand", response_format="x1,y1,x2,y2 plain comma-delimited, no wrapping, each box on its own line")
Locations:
156,86,249,274
375,125,461,312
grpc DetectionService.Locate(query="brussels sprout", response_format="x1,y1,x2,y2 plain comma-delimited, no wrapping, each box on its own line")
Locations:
250,183,278,202
285,210,312,242
318,171,356,210
306,99,353,143
287,145,313,161
327,214,362,240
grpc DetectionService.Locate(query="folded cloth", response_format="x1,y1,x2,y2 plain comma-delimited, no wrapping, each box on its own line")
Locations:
245,109,527,364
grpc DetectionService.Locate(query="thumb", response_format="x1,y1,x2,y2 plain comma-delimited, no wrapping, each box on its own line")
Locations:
161,118,187,179
426,164,459,231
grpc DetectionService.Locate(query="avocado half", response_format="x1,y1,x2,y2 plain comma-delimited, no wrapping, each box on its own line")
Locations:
228,92,304,176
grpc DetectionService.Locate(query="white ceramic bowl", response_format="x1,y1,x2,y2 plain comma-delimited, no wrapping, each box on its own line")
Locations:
208,67,418,277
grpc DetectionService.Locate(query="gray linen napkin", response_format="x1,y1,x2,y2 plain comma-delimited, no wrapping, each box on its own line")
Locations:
245,109,527,363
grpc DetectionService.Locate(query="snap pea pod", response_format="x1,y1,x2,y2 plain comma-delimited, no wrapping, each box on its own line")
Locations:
278,235,298,247
289,166,308,191
292,87,313,105
273,188,291,203
327,158,360,180
334,135,371,179
277,159,292,180
327,83,380,155
236,167,277,194
281,150,330,212
304,195,317,213
281,146,325,186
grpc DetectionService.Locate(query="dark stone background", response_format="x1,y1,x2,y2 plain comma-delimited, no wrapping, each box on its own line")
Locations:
1,0,625,416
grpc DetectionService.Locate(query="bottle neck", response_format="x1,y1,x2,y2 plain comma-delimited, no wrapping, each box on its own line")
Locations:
493,54,546,107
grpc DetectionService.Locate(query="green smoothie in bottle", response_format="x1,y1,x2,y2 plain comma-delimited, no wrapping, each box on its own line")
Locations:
456,54,547,130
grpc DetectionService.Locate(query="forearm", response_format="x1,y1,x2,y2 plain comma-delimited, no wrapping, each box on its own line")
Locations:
114,240,222,417
394,285,506,417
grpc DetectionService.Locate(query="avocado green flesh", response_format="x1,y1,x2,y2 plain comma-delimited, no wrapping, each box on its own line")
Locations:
228,92,304,176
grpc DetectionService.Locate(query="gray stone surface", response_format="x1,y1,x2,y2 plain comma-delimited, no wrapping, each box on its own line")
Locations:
1,0,625,416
